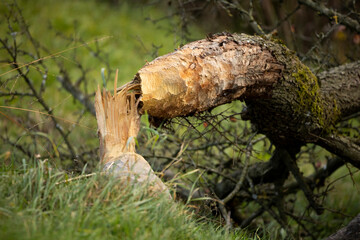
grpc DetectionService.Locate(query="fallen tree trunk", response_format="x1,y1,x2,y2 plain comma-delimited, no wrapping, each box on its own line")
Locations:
125,32,359,160
112,32,360,236
136,33,284,119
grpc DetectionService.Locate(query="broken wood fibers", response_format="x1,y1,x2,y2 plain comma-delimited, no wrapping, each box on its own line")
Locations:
128,33,349,145
94,79,170,197
135,33,284,118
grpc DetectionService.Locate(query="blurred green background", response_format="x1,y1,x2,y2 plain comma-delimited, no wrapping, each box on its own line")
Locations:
0,0,204,168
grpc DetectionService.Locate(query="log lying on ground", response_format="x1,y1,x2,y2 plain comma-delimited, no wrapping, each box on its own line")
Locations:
94,85,170,198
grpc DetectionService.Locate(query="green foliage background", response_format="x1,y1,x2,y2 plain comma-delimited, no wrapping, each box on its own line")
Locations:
0,0,202,167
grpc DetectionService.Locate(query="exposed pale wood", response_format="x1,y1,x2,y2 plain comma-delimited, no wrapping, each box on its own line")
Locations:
133,33,359,148
95,85,139,162
94,85,170,197
137,33,283,118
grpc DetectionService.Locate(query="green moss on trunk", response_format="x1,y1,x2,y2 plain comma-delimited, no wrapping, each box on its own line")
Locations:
291,66,325,128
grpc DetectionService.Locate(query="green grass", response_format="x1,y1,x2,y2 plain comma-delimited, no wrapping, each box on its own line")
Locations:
0,161,255,240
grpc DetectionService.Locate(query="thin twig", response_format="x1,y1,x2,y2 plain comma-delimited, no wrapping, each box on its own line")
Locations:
298,0,360,33
55,173,97,185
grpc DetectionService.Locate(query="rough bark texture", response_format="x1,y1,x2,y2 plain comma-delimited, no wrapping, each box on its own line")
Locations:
318,61,360,119
317,134,360,169
325,214,360,240
134,33,359,146
138,33,283,118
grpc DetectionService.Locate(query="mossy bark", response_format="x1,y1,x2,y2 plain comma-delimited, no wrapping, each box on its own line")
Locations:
133,33,360,147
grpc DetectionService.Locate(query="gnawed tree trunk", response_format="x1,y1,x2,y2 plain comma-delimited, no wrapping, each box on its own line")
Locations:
124,32,360,166
94,85,170,198
114,32,359,237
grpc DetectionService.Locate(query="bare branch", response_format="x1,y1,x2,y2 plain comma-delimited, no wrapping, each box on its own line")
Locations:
318,134,360,169
298,0,360,33
0,91,34,97
0,38,78,159
57,71,96,116
281,147,324,214
222,147,250,204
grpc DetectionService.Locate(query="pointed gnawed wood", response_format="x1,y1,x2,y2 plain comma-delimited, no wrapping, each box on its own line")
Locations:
94,73,170,198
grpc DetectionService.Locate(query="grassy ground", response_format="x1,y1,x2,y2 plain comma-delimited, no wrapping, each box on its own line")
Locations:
0,161,256,240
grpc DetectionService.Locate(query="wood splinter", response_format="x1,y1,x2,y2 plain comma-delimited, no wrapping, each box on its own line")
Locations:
94,70,170,198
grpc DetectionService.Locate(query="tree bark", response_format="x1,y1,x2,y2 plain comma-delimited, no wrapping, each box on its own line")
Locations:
131,32,359,148
318,61,360,119
136,33,284,118
325,214,360,240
